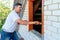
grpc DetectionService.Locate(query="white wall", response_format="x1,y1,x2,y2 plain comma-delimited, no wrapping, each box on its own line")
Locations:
44,0,60,40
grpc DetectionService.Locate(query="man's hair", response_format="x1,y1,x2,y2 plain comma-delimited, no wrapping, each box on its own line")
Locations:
13,3,22,9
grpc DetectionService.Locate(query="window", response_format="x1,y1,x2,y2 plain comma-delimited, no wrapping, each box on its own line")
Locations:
29,0,44,34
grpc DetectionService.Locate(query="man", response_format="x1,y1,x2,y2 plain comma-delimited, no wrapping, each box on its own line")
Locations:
1,3,41,40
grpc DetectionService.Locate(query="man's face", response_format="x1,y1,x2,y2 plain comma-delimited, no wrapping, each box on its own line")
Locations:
15,5,22,13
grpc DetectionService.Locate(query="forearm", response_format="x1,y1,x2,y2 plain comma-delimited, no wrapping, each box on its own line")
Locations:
17,19,41,25
19,21,35,25
27,21,42,25
27,21,35,24
18,21,27,25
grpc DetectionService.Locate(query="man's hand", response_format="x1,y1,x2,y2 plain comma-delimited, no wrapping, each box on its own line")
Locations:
34,21,42,25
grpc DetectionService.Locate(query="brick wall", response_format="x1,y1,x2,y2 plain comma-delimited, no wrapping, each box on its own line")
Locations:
44,0,60,40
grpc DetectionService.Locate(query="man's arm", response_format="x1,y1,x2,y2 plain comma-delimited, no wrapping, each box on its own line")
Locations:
16,19,27,25
24,20,42,25
16,19,41,25
26,21,41,25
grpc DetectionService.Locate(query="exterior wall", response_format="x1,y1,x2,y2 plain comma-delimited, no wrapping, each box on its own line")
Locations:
18,1,41,40
44,0,60,40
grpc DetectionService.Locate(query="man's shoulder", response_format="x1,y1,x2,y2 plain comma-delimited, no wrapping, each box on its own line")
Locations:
10,10,15,14
9,10,15,15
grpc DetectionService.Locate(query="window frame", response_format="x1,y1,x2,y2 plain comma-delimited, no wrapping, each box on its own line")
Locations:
28,0,44,35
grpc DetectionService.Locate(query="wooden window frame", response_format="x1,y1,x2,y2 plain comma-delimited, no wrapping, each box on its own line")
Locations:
28,0,44,35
